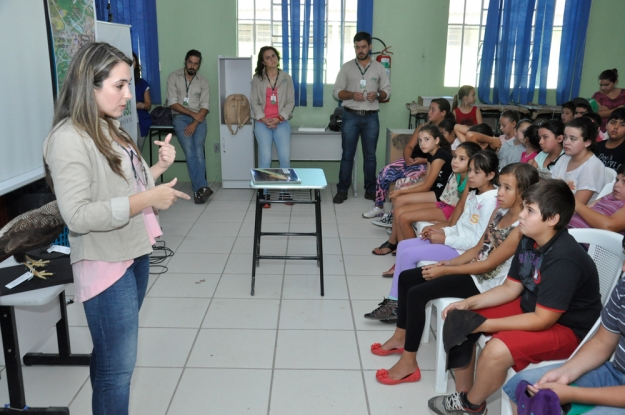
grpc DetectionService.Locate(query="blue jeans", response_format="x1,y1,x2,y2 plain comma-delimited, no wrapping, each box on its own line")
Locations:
338,110,380,194
254,120,291,168
172,114,209,192
504,362,625,414
83,255,150,415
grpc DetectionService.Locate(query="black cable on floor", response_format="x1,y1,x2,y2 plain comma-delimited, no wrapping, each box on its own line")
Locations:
150,240,174,276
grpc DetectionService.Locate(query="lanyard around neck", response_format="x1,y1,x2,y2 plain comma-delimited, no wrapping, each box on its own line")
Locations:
184,75,194,97
355,60,371,78
267,69,280,92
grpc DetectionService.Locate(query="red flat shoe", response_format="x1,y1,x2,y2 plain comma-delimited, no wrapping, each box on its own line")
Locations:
370,343,404,356
382,264,395,278
376,368,421,385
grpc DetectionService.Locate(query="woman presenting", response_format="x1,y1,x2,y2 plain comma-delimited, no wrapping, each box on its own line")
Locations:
250,46,295,206
44,42,189,415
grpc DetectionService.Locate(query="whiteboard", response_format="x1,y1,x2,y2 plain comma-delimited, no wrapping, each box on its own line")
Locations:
0,0,55,196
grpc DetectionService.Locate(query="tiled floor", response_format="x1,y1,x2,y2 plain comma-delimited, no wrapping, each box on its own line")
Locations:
0,182,503,414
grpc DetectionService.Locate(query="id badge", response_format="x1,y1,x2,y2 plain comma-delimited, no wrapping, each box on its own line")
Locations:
183,97,189,107
360,79,367,90
270,94,277,105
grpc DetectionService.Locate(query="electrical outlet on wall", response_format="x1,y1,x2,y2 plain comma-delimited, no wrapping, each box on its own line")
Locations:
213,143,220,153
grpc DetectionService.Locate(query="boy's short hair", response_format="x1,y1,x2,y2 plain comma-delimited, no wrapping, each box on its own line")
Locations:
562,101,575,112
608,108,625,124
522,179,575,231
572,97,592,113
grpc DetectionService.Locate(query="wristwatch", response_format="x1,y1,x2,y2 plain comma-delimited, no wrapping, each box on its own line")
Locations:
376,92,380,100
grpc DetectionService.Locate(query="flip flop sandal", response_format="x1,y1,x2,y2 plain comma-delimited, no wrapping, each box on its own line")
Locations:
370,343,404,356
372,241,397,256
382,264,395,278
375,368,421,385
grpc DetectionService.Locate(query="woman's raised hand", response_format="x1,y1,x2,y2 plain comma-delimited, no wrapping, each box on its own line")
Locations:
150,178,190,210
154,134,176,170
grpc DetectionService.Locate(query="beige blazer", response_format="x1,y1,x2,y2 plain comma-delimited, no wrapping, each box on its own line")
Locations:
43,119,156,264
250,69,295,121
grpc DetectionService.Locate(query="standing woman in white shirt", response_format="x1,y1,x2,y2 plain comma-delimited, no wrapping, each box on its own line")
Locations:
43,42,189,415
250,46,295,205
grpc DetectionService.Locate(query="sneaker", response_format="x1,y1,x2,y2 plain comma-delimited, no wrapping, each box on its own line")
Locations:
364,298,398,321
428,391,487,415
362,206,385,218
194,186,214,204
333,192,348,204
372,212,393,228
364,191,376,200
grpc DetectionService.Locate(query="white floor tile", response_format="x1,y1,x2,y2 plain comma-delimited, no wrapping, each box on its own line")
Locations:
279,300,354,330
187,221,242,237
351,300,397,331
167,368,271,415
286,237,341,255
187,329,276,368
66,300,88,327
196,208,248,223
214,274,283,299
284,254,345,275
136,327,197,367
176,235,236,254
275,330,360,369
281,274,348,299
146,273,220,298
203,298,280,329
270,370,368,415
205,200,251,211
344,254,395,276
139,297,210,328
211,188,255,201
347,275,393,299
158,221,195,237
338,222,389,238
32,326,93,355
166,253,229,274
340,237,388,255
225,253,285,274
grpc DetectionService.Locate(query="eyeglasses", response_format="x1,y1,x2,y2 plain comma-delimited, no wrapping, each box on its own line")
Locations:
122,147,148,188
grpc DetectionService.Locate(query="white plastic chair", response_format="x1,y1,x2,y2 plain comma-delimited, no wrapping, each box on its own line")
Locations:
596,180,615,200
605,166,617,183
493,228,625,415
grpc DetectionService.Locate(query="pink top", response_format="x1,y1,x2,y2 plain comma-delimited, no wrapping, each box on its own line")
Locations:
593,89,625,131
520,150,538,163
568,193,625,235
264,86,280,119
72,148,162,302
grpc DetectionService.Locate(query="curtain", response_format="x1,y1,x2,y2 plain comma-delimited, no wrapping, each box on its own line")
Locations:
95,0,162,103
556,0,592,105
281,0,325,107
478,0,556,105
357,0,374,34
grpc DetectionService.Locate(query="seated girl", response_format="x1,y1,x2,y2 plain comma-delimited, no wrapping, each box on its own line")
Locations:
372,142,482,256
363,98,454,219
498,119,532,167
452,85,482,126
520,124,541,163
438,118,461,152
364,151,500,319
529,119,565,178
552,117,608,204
569,164,625,235
370,125,453,254
370,164,539,386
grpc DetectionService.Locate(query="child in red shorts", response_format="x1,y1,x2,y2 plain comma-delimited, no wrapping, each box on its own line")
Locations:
428,179,602,415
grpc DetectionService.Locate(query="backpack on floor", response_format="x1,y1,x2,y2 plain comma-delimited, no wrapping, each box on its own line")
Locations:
223,94,250,135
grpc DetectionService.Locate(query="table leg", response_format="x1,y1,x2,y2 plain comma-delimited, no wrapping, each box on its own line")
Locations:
315,190,324,296
251,189,263,296
0,305,26,409
23,292,90,366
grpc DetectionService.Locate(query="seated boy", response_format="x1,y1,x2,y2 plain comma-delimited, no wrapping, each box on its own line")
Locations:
503,246,625,414
595,108,625,171
428,179,602,415
561,101,575,124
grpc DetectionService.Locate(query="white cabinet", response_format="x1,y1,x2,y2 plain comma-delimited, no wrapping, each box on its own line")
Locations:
218,57,254,188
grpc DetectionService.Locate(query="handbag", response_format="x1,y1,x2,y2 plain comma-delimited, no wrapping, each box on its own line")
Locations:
150,106,173,126
515,380,565,415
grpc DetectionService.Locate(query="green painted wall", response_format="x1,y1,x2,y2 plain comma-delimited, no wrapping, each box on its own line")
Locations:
153,0,625,186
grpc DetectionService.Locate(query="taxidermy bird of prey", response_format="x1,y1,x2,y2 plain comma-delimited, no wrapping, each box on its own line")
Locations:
0,200,65,274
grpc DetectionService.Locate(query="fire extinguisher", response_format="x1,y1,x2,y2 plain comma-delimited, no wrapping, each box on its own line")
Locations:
372,37,392,103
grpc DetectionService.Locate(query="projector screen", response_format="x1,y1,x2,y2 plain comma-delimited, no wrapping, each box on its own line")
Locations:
0,0,55,196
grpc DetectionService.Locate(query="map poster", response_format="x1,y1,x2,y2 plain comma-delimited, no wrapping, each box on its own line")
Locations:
47,0,96,93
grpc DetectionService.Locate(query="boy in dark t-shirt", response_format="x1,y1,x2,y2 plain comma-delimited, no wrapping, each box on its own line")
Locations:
595,108,625,172
428,180,602,415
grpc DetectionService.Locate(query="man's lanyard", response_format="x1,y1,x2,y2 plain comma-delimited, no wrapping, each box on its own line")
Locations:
184,75,195,98
355,60,371,78
267,70,280,93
